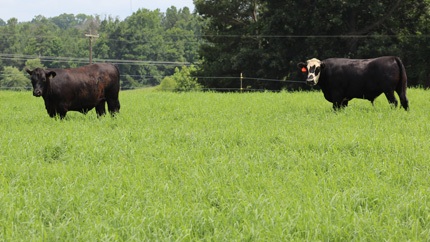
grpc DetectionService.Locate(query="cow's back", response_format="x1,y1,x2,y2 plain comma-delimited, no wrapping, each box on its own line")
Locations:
48,63,120,114
50,63,118,94
321,57,401,100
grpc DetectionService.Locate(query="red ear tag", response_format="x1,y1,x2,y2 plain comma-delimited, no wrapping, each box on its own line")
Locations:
301,67,307,72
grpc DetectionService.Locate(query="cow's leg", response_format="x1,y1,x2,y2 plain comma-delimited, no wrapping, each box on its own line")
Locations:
47,105,66,119
107,98,120,115
332,97,347,111
399,95,409,110
55,104,69,119
47,107,56,118
96,101,106,117
46,105,56,118
334,101,348,110
396,90,409,110
56,106,68,119
333,102,342,111
341,99,349,108
58,112,67,119
384,91,398,108
48,111,56,118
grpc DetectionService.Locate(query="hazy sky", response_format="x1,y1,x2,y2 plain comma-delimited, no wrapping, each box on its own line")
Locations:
0,0,195,22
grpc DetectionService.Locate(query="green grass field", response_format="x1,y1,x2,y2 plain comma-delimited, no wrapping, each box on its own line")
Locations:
1,88,430,241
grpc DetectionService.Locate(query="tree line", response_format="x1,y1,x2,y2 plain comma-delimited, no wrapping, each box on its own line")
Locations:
1,1,430,91
0,7,203,90
194,0,430,90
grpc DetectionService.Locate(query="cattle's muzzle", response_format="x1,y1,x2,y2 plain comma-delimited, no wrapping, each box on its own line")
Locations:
306,75,316,86
306,79,316,86
306,80,316,87
33,90,42,97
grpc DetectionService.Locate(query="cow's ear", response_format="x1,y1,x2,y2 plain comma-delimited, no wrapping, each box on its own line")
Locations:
297,62,307,72
320,62,326,69
46,71,56,80
25,67,33,75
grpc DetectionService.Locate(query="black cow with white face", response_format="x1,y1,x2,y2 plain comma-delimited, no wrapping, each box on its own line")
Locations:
297,56,409,110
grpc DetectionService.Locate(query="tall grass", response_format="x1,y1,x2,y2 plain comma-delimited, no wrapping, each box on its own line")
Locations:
1,89,429,241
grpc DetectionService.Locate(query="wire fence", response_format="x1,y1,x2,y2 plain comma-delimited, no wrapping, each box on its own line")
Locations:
0,77,307,91
0,87,302,92
0,52,310,91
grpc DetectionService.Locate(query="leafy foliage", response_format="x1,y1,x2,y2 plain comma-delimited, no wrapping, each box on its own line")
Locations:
2,2,430,91
0,66,30,89
25,58,45,70
194,0,264,89
195,0,430,90
158,65,201,92
174,65,201,91
95,7,203,88
157,75,177,91
0,59,45,89
0,8,203,89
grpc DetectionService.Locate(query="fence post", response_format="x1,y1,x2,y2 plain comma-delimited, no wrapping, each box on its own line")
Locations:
240,72,243,93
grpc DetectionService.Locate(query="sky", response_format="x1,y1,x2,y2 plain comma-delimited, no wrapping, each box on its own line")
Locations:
0,0,195,22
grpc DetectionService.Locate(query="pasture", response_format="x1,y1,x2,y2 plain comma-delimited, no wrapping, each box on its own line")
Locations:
1,88,430,241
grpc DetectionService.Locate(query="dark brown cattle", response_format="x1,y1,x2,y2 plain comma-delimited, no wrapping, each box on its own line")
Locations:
25,63,120,118
297,56,409,110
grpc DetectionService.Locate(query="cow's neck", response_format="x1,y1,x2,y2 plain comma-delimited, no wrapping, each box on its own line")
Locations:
317,75,327,90
42,81,52,99
317,75,332,101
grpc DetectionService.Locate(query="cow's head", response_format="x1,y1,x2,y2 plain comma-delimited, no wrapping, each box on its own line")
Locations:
25,67,56,97
297,58,325,86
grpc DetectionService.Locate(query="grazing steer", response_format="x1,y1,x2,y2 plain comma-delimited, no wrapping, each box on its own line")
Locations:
25,63,120,118
297,56,409,110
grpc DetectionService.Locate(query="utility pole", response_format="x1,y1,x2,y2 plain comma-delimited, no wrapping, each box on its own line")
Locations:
85,32,99,64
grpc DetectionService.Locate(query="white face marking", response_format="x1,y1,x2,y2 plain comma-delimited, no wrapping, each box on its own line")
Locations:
306,58,322,86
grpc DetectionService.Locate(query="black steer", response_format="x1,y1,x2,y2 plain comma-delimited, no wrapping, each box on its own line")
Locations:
297,56,409,110
26,63,120,118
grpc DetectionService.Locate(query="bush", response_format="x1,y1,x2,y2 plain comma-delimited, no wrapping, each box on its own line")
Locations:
158,65,201,92
157,76,177,91
0,66,31,90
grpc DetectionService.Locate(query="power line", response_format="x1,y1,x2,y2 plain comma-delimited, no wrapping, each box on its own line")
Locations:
199,34,430,39
0,53,194,66
3,32,430,39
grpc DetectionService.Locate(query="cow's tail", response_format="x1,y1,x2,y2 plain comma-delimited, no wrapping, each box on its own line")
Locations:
107,64,121,114
394,57,409,110
113,64,120,85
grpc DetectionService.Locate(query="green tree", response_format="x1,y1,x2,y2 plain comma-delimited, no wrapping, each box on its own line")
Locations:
1,66,30,89
50,13,78,29
194,0,265,89
158,65,201,91
25,58,46,70
97,8,202,88
0,8,203,90
157,76,177,91
22,16,61,58
176,65,201,91
196,0,430,90
0,18,21,67
162,7,202,64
